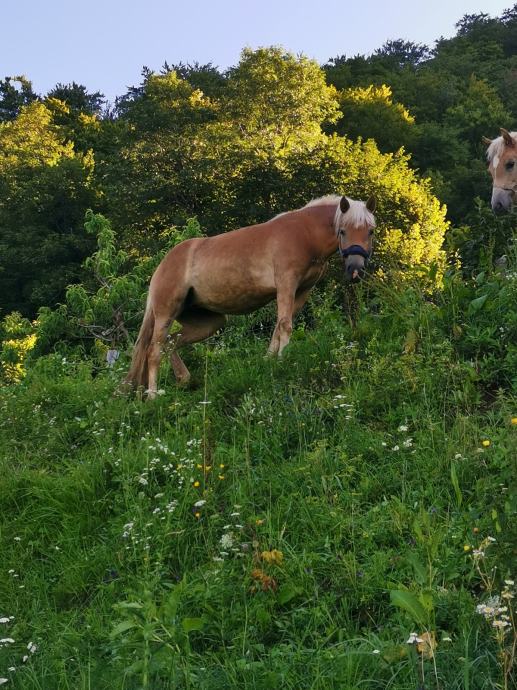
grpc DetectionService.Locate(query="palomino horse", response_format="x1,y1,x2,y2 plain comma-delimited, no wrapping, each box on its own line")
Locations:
125,194,376,398
484,128,517,213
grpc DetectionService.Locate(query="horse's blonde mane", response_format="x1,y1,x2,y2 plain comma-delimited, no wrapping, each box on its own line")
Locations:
305,195,376,233
487,132,517,168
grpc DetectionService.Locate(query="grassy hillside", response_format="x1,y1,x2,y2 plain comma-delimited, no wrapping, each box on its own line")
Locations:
0,265,515,689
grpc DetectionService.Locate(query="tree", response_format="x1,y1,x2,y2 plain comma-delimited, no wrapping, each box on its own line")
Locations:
444,76,512,146
330,84,415,153
222,47,340,152
164,61,226,98
46,82,105,115
0,102,96,315
0,76,38,122
374,40,431,69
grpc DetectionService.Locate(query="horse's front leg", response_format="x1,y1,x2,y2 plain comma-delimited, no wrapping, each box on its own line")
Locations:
268,286,296,357
268,286,312,356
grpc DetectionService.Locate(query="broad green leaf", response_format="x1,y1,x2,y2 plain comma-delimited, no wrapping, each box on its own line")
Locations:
114,601,143,610
468,294,488,313
182,617,204,633
390,589,427,625
419,590,435,614
110,620,137,638
406,554,427,585
277,583,302,605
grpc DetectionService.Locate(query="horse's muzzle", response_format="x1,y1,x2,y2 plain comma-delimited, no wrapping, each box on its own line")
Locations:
492,187,513,214
344,258,366,282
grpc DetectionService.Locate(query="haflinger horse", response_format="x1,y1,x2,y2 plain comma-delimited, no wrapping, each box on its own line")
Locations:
124,194,376,398
483,128,517,213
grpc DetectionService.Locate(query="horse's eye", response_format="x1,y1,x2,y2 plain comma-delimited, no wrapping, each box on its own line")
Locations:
505,161,515,170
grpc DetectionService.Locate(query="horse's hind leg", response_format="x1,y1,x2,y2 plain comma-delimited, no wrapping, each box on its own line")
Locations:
147,298,188,397
170,309,226,384
146,315,172,399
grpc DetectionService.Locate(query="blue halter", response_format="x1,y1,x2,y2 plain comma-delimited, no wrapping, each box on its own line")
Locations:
339,244,371,260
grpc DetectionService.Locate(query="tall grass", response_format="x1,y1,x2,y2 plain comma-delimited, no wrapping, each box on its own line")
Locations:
0,272,515,689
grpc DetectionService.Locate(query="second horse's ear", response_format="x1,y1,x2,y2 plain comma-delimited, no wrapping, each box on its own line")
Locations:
366,196,377,213
340,196,350,213
501,128,515,147
482,136,492,146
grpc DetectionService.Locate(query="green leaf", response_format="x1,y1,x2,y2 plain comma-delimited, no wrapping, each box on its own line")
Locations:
406,554,427,585
390,589,427,625
419,590,435,614
450,462,462,507
468,294,488,313
114,601,143,610
110,620,137,638
181,617,204,633
277,583,302,605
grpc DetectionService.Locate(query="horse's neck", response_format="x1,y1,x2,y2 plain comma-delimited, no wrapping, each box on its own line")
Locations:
305,204,339,257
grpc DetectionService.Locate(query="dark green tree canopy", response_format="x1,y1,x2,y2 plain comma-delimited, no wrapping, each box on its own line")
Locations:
0,75,38,122
3,4,517,315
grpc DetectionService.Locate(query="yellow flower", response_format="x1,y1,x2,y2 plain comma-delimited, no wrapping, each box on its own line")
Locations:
255,519,264,526
511,417,517,425
218,475,225,480
193,481,200,488
261,549,284,565
194,512,201,519
219,463,225,469
463,545,471,552
481,439,490,447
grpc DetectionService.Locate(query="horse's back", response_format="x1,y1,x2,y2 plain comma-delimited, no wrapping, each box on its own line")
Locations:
148,212,314,316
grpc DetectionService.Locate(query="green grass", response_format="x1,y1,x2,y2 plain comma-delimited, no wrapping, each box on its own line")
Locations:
0,280,515,689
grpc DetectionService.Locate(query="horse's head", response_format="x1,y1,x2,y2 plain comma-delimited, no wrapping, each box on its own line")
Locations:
337,196,376,282
484,128,517,214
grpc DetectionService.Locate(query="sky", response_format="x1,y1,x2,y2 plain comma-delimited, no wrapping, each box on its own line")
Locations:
0,0,513,103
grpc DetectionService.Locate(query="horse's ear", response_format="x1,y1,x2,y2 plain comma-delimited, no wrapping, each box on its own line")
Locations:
501,128,515,147
482,136,492,146
365,196,377,213
340,196,350,213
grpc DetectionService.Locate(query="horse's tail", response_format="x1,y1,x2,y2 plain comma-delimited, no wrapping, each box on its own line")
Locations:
123,301,155,392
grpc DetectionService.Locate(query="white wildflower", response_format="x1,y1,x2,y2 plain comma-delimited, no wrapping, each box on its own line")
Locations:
220,533,234,550
398,425,408,432
492,619,511,628
406,632,422,644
